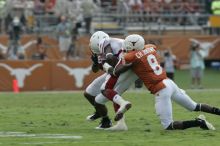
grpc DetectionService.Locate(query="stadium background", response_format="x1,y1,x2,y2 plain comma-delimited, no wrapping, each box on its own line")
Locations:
0,1,220,146
0,0,219,91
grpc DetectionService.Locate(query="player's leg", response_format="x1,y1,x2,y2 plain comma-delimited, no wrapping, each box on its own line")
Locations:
95,93,112,129
155,84,174,130
84,73,108,121
194,103,220,115
170,77,220,116
101,89,131,121
105,71,138,130
100,73,132,121
113,70,138,121
167,79,215,130
105,116,128,131
157,81,204,130
166,116,215,130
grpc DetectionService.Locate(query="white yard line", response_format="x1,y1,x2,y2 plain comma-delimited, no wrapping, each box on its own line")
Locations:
0,131,82,139
21,142,69,145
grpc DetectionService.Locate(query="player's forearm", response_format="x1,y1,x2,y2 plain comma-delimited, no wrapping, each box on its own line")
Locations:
92,63,100,73
113,64,131,76
105,53,118,67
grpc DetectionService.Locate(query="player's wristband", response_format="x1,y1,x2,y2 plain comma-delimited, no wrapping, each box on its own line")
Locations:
112,68,117,76
103,62,112,72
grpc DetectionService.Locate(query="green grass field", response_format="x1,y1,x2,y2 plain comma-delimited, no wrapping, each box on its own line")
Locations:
174,69,220,89
0,90,220,146
0,68,219,146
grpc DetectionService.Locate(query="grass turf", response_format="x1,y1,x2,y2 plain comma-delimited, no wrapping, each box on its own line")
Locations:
0,89,220,146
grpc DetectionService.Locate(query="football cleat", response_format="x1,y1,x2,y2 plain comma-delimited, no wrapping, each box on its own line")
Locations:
114,101,132,121
105,117,128,131
196,114,215,130
86,112,101,121
95,117,112,129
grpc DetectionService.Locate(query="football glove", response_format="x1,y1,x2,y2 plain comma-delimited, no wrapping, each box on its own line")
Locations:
91,53,98,65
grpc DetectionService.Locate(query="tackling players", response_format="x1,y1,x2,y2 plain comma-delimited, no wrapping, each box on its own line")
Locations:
105,34,220,130
84,31,138,130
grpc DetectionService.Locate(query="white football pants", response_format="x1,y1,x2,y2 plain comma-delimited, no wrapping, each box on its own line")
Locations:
155,78,197,129
85,70,138,104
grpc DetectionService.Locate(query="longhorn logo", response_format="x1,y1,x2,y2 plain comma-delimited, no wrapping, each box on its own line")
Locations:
0,63,43,88
57,63,91,88
0,40,37,54
131,41,137,46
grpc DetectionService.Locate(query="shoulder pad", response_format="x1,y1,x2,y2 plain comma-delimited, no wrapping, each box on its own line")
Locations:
99,38,110,54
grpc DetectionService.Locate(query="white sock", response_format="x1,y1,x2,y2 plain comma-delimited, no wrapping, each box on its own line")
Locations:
117,116,126,124
113,94,126,106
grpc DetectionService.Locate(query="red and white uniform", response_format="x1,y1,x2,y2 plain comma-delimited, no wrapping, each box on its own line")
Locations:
123,44,197,129
97,38,124,64
86,38,138,104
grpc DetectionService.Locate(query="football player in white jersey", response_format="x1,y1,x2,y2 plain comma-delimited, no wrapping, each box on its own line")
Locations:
84,31,138,130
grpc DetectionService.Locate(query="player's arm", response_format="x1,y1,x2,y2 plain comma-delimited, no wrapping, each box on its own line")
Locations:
113,61,132,76
103,58,133,76
91,53,99,73
104,44,119,67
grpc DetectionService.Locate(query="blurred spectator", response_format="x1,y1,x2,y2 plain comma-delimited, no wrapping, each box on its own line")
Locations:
45,0,56,14
177,0,198,25
54,0,66,16
34,0,46,15
8,17,23,42
0,0,6,33
127,0,143,22
66,36,76,60
81,0,97,34
55,0,82,34
128,0,143,13
5,13,13,32
163,49,177,81
7,17,26,60
211,0,220,15
189,41,205,89
117,0,129,24
93,0,101,6
32,37,47,60
24,0,35,32
56,15,72,60
67,0,83,29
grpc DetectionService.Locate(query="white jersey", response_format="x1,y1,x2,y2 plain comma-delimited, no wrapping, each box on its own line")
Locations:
97,38,124,64
86,38,138,103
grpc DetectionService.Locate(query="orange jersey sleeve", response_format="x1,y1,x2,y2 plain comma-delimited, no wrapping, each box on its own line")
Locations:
124,44,167,94
123,51,136,64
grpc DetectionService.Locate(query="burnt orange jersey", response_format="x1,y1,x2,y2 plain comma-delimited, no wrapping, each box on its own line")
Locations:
124,44,167,94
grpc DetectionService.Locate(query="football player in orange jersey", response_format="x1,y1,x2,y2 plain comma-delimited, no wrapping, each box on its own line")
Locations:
104,34,220,130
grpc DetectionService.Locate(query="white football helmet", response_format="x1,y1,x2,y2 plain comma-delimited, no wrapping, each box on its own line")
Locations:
89,31,110,54
124,34,145,52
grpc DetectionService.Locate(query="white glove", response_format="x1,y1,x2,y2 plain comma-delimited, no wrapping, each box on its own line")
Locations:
103,62,112,72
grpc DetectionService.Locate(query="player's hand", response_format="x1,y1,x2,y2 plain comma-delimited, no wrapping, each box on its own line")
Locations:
92,63,99,73
91,53,98,65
